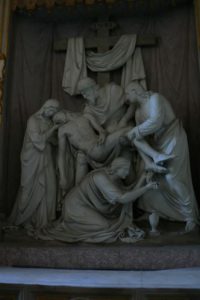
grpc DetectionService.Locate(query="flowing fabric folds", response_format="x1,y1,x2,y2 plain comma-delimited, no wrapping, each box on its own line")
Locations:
62,34,146,95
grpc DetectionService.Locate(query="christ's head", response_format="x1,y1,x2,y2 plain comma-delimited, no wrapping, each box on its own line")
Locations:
53,110,77,124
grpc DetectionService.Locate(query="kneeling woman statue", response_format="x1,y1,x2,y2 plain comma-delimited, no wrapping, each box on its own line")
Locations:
39,157,158,243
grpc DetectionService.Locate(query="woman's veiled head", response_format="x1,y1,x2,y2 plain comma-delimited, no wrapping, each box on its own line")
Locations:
109,157,131,179
41,99,60,118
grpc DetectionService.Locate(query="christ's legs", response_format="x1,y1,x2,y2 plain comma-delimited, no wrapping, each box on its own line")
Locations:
75,152,89,185
58,133,68,189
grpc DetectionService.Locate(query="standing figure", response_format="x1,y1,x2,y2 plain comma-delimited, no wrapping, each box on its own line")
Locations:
9,99,60,231
125,81,199,232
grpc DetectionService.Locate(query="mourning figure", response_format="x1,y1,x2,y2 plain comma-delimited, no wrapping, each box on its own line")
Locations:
38,157,158,243
9,100,60,231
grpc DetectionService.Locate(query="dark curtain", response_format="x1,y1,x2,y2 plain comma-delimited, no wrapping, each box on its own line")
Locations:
4,3,200,214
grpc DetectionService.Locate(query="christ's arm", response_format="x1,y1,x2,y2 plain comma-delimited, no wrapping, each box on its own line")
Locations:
84,113,106,144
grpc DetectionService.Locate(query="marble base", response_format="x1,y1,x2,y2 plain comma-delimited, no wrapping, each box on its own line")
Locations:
1,220,200,270
0,242,200,270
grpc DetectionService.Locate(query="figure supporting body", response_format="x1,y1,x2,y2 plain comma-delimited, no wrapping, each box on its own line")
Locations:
125,81,199,231
53,111,129,189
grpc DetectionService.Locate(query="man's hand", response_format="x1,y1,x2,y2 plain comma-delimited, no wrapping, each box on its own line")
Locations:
127,128,136,141
98,131,106,144
145,171,154,183
147,181,159,190
46,124,60,142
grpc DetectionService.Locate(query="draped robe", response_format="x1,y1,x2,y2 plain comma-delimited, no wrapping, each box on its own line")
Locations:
9,112,57,229
136,93,199,223
40,169,144,243
84,82,126,133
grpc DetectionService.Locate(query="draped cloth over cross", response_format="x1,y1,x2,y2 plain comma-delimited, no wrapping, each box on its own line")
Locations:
62,34,146,95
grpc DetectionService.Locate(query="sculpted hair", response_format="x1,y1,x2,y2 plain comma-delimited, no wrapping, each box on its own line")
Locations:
43,99,60,108
53,110,67,124
77,77,97,93
126,80,145,94
110,157,131,173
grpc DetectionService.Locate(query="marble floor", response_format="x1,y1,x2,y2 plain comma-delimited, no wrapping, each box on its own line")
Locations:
0,267,200,289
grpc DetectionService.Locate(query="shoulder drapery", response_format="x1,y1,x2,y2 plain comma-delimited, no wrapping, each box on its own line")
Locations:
62,34,146,95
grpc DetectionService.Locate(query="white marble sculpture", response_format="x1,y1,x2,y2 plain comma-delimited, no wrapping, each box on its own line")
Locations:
38,157,158,243
124,81,199,232
78,77,128,134
53,110,130,191
74,77,135,184
9,99,60,231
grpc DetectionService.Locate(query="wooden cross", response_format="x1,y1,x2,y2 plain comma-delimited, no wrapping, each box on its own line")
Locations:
54,18,158,86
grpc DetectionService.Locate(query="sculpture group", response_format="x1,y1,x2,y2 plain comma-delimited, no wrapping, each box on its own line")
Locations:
8,77,199,243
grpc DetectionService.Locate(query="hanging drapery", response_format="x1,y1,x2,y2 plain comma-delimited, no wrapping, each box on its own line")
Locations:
86,34,137,71
62,34,146,95
62,37,87,95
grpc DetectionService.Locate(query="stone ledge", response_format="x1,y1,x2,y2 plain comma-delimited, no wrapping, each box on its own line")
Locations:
0,242,200,270
0,267,200,289
1,221,200,270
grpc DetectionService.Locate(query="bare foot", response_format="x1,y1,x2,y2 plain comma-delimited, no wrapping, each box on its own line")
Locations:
145,162,167,174
185,220,197,232
154,153,175,164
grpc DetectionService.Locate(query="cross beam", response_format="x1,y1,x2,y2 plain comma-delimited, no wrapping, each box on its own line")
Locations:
54,35,157,52
55,20,158,85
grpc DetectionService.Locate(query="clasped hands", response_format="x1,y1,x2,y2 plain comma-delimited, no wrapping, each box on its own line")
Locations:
143,170,159,190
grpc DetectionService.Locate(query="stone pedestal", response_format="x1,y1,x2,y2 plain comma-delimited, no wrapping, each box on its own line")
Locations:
1,220,200,270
